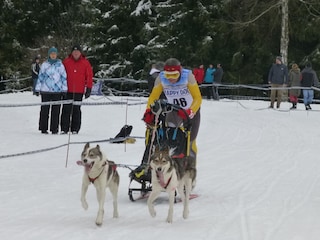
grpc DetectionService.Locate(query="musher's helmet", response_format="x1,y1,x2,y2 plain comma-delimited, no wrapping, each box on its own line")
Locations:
163,58,182,79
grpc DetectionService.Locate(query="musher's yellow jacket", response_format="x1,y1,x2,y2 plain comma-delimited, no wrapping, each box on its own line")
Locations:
146,70,202,113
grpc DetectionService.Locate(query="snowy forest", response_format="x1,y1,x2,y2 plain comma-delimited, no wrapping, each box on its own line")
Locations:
1,0,320,84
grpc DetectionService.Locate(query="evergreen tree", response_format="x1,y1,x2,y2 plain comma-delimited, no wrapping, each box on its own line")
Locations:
1,0,320,90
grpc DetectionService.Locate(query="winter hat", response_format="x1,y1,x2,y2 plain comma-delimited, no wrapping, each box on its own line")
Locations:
48,47,58,56
291,63,299,70
163,58,182,79
276,56,282,62
34,55,40,61
155,61,164,71
305,62,312,68
71,44,82,52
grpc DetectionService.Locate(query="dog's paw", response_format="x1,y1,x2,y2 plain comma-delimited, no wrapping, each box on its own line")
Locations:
113,210,119,218
148,206,156,218
96,211,104,226
81,200,88,210
95,220,103,226
166,217,173,223
183,210,189,219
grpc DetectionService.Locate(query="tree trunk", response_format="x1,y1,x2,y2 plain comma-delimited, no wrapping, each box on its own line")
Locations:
280,0,289,65
281,0,289,102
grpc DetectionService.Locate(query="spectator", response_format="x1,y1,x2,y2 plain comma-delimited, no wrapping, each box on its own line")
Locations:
193,64,205,85
60,44,93,134
268,56,288,108
203,64,216,99
213,63,223,100
0,74,5,92
31,55,41,95
147,61,164,96
288,63,301,109
35,47,67,134
147,61,166,123
300,62,319,110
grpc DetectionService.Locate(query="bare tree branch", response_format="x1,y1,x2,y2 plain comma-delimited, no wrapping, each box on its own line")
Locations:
222,1,282,27
298,0,320,18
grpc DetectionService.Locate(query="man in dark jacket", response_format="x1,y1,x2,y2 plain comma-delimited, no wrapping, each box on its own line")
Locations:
60,45,93,134
301,62,319,110
268,56,288,108
31,55,41,95
213,63,223,100
147,62,164,93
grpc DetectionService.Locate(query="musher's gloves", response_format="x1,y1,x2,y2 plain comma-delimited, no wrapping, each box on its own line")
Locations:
177,108,194,120
142,108,155,124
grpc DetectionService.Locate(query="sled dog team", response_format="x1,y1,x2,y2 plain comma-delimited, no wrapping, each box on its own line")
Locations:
78,143,196,225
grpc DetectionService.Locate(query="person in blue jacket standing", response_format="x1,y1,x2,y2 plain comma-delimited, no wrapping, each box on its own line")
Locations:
300,62,319,110
35,47,67,134
203,64,216,99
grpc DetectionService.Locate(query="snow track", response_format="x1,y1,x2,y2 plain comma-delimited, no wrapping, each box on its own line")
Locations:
0,93,320,240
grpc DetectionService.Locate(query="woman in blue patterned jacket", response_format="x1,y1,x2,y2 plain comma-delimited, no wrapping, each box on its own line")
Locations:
35,47,67,134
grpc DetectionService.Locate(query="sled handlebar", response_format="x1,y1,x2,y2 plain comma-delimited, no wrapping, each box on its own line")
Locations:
150,99,192,129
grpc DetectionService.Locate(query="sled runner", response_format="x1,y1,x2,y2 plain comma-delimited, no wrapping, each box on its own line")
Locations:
128,99,194,201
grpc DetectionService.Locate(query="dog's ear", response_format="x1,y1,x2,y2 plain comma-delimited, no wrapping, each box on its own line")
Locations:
84,142,90,150
162,145,170,154
96,145,100,151
158,144,170,155
154,145,160,153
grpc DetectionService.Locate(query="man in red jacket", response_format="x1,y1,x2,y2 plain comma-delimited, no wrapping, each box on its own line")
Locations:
192,64,205,85
60,44,93,134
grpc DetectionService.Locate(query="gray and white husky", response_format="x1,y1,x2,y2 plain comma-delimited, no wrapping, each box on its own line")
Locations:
147,147,196,223
77,143,119,226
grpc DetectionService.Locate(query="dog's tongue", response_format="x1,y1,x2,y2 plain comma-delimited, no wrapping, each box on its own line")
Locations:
157,171,166,188
76,161,84,166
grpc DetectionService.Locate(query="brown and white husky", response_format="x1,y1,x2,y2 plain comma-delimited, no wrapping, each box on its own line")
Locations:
147,147,196,223
77,143,119,226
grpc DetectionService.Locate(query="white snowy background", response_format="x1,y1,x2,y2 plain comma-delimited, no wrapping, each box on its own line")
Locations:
1,92,319,240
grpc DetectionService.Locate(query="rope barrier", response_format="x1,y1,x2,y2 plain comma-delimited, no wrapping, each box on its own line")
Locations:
200,83,320,92
1,75,320,91
0,76,31,83
0,136,145,160
0,99,145,108
2,75,320,99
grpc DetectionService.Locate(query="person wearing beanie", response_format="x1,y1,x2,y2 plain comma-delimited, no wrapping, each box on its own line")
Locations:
300,62,319,110
147,61,164,94
213,63,223,100
203,64,216,99
268,55,288,108
35,47,67,134
192,64,205,85
288,63,301,109
134,57,202,185
60,44,93,134
31,55,41,95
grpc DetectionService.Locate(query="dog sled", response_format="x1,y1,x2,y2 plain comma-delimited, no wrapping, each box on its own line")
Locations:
128,99,194,201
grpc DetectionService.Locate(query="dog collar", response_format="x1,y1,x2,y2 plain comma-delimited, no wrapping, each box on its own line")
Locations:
88,161,107,184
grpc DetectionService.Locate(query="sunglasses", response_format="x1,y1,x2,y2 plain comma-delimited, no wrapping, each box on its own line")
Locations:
164,71,180,79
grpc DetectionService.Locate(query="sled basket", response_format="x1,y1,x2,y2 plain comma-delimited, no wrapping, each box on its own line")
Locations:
128,99,192,201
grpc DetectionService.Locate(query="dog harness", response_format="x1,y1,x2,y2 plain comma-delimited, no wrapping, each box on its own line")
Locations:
156,171,172,189
88,161,107,184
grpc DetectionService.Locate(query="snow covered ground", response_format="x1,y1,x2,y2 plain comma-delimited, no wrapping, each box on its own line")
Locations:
0,92,319,240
